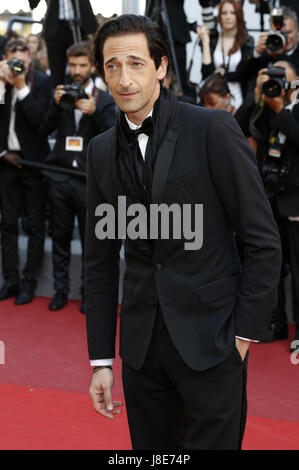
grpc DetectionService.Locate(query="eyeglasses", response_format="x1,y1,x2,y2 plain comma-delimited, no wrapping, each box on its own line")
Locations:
7,46,28,52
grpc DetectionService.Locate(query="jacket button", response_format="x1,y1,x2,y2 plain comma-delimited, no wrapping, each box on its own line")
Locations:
155,263,162,271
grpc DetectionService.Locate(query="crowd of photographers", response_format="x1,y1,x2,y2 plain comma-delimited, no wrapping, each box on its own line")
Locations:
0,0,299,349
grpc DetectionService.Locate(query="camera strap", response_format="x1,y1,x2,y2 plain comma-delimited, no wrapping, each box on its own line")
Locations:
221,36,231,72
91,86,100,107
26,68,34,93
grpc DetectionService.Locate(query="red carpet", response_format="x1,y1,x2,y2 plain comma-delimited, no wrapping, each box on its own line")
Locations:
0,297,299,450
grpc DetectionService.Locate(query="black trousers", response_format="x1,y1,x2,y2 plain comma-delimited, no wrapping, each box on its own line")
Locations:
122,307,248,450
47,176,86,294
46,22,85,88
0,162,45,284
286,219,299,327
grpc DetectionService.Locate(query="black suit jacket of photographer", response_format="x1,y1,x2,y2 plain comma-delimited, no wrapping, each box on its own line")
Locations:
85,101,281,371
39,85,116,181
235,92,299,215
242,45,299,97
29,0,98,40
0,68,51,162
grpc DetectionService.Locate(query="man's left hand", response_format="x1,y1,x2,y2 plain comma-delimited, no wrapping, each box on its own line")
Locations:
75,94,96,115
235,337,250,362
263,90,285,114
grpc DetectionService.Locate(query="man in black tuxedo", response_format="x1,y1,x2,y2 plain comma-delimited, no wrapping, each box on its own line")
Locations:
39,41,116,313
85,15,281,450
0,39,51,304
29,0,98,87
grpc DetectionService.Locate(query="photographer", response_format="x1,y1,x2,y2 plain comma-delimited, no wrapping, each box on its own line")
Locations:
0,39,51,304
235,60,299,349
39,41,116,313
245,7,299,90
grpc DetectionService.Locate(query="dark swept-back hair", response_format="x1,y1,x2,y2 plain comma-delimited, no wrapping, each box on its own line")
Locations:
90,14,170,78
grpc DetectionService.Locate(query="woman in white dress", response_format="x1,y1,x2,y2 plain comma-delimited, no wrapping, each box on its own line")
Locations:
197,0,254,109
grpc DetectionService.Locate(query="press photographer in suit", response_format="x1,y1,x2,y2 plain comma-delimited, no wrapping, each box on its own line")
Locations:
235,60,299,350
29,0,98,87
85,15,281,450
244,6,299,92
0,39,51,304
39,41,116,313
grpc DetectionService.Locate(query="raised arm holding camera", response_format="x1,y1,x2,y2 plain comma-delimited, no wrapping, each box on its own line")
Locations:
0,39,51,305
39,41,116,313
235,60,299,348
245,7,299,93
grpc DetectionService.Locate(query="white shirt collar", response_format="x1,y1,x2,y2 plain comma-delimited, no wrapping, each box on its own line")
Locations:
125,110,153,130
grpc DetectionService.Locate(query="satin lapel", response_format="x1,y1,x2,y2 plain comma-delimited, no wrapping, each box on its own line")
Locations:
151,129,178,204
101,126,119,209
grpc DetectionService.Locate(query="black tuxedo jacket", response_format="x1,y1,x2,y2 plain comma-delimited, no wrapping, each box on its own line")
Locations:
0,69,51,162
39,87,116,180
85,101,281,371
29,0,98,39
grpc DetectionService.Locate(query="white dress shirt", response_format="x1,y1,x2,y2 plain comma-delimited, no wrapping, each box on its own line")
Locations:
59,0,75,21
0,85,30,158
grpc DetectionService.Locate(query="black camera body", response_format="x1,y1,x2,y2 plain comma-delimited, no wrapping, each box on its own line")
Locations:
60,83,88,110
262,66,291,98
7,58,25,75
261,158,289,202
266,8,287,53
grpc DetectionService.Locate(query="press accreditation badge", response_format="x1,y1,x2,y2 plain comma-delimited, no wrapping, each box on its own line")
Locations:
268,143,282,159
65,136,83,152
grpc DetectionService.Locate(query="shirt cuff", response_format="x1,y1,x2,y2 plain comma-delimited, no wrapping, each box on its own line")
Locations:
15,85,30,101
0,150,7,158
235,336,259,343
90,359,113,367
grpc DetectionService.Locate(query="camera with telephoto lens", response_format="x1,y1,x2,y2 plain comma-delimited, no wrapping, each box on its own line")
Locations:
60,82,88,110
266,8,287,53
7,58,25,75
262,66,291,98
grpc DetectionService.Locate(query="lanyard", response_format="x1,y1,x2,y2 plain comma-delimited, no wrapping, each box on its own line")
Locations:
26,68,34,93
221,35,231,72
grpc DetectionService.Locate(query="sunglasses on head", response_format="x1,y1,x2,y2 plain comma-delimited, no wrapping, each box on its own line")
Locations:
7,46,28,52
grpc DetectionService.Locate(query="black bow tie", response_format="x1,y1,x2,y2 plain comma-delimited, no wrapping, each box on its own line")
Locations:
125,116,154,144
